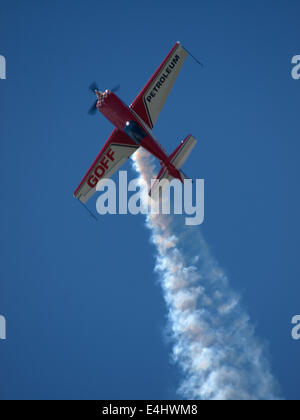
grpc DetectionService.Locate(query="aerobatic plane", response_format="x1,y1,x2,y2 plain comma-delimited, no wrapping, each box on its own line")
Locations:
74,41,198,203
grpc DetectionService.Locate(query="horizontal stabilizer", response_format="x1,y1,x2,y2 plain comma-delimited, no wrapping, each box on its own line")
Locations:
149,134,196,197
169,134,197,169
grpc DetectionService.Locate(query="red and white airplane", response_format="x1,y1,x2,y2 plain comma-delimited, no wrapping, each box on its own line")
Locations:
74,41,198,203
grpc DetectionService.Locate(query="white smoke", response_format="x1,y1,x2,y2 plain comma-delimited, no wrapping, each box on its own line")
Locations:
132,148,281,400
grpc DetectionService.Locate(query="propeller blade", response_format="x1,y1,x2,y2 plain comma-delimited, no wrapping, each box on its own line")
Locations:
88,99,98,115
111,84,120,93
89,82,99,93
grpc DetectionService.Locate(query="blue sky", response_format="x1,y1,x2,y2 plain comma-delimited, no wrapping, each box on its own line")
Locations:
0,0,300,399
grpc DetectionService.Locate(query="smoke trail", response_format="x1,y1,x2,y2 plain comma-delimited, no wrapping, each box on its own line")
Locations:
132,149,281,400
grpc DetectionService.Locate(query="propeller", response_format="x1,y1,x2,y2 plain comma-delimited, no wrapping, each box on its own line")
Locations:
88,82,120,115
110,84,120,93
89,82,99,94
88,99,98,115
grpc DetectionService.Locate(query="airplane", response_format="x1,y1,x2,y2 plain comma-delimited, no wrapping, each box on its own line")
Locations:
74,41,199,204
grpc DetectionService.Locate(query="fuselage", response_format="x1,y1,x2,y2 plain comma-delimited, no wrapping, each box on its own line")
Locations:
97,90,169,165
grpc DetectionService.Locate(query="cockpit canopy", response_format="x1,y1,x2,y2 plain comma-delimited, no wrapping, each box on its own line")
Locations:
124,120,147,145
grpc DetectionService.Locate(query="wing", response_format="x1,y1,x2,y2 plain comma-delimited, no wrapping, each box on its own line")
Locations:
74,128,139,203
130,41,187,128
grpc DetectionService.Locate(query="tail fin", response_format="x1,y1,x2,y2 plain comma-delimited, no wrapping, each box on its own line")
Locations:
149,134,197,196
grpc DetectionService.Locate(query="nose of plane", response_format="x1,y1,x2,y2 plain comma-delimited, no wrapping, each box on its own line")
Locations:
97,89,110,97
96,90,110,106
